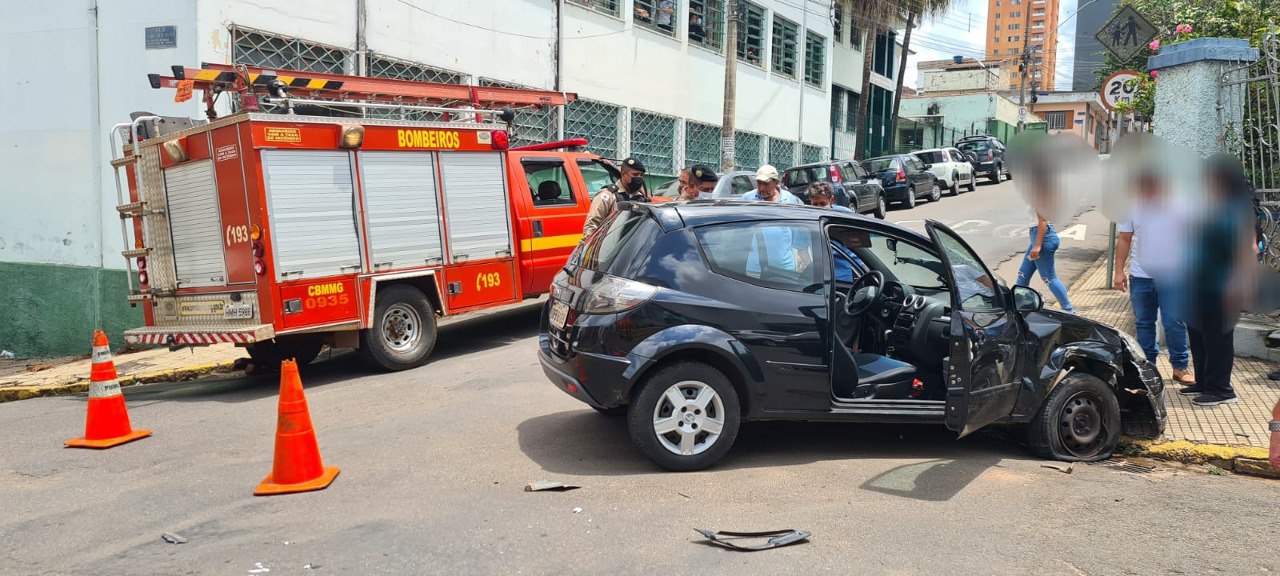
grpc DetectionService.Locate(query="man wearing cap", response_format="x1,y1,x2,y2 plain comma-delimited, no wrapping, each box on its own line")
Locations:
583,157,649,237
678,164,719,200
742,164,802,204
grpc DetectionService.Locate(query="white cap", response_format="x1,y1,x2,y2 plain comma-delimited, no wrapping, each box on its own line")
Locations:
755,164,779,182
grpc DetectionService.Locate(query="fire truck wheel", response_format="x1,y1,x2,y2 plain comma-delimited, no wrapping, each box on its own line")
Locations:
360,284,438,371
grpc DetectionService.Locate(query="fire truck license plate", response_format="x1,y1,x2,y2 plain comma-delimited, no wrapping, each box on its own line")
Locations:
549,300,570,330
223,303,254,320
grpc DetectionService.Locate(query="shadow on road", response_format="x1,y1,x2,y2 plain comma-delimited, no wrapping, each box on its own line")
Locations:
518,410,1023,498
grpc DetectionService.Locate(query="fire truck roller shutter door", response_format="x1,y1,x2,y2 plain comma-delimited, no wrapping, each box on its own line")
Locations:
438,152,512,261
163,159,228,288
261,150,363,280
358,151,444,270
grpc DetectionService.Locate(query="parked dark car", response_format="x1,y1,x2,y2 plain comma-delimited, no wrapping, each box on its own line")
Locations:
956,135,1010,184
861,155,940,208
782,161,888,219
539,202,1165,471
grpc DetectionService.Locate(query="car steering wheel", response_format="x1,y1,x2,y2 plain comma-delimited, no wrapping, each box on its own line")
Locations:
844,270,885,317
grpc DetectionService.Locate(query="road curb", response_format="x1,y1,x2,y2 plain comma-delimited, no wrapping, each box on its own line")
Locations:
0,360,240,404
1120,438,1278,479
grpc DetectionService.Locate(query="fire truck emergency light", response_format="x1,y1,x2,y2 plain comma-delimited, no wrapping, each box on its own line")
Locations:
338,125,365,149
490,130,510,150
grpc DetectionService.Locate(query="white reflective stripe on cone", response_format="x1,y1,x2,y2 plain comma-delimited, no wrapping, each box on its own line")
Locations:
91,345,112,364
89,379,122,399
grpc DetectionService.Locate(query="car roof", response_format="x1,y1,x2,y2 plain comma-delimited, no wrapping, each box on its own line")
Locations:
633,200,931,243
864,154,905,161
785,161,847,171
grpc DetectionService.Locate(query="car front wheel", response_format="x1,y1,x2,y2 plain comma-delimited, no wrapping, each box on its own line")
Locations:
628,362,741,471
928,181,942,202
966,173,977,192
1027,373,1121,461
950,172,961,196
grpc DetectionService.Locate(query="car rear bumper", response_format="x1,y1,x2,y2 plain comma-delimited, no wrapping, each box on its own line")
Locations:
539,335,631,408
973,161,998,176
882,183,912,202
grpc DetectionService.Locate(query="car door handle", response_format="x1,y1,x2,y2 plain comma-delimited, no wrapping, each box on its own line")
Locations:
533,221,544,238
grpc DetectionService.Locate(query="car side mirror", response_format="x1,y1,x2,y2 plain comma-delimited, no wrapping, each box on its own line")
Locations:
1012,285,1043,313
923,163,933,169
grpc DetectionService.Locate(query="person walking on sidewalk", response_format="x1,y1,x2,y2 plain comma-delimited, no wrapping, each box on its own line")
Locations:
1113,167,1195,386
1180,155,1259,406
1016,170,1074,312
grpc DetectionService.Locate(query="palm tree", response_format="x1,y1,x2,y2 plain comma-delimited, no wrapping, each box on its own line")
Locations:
889,0,955,151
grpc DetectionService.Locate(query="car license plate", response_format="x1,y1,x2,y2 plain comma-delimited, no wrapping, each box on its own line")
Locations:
223,302,254,320
549,300,570,330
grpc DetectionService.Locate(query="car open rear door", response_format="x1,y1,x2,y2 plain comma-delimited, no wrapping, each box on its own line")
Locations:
926,221,1023,437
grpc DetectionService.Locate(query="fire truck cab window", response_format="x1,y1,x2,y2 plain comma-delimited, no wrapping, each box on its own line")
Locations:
577,159,621,199
523,160,576,207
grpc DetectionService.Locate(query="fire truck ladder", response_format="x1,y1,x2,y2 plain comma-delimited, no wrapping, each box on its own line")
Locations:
109,116,169,303
147,63,577,122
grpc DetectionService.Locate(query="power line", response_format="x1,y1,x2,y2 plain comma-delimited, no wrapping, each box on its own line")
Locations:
392,0,632,40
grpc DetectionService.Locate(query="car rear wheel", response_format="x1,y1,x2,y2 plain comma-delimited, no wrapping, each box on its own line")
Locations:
949,172,961,196
627,362,741,471
872,194,887,219
359,284,438,371
928,181,942,202
1027,373,1121,461
966,174,977,192
902,189,917,209
988,164,1003,184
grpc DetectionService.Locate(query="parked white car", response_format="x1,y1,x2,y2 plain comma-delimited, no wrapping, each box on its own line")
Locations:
912,148,976,195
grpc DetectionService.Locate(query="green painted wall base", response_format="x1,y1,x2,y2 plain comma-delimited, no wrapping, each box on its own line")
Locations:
0,262,142,358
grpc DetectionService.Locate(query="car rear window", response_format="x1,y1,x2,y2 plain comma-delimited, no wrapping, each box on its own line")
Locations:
863,158,896,173
957,141,990,153
570,208,660,278
915,151,945,164
783,168,817,187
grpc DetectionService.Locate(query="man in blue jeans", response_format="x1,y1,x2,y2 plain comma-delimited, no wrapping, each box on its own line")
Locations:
1113,169,1195,387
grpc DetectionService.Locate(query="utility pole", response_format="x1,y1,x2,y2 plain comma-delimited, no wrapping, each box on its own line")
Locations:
721,1,740,171
1016,0,1032,131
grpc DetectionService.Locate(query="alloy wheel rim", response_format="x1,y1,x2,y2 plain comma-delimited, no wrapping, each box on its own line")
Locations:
382,303,421,352
652,380,725,456
1058,391,1107,457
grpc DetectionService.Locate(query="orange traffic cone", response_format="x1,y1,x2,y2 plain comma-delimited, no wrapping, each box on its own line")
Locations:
254,359,339,496
65,331,152,449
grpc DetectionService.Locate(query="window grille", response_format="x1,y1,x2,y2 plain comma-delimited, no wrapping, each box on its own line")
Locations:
231,27,350,74
772,17,799,78
736,2,766,66
734,130,763,170
479,78,556,147
630,110,678,176
804,32,826,86
688,0,725,51
768,138,796,170
565,99,622,159
635,0,678,36
567,0,620,17
684,121,721,170
802,144,826,164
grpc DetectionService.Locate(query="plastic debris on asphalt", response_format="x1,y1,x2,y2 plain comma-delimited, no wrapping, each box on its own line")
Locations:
525,481,580,492
161,533,188,544
572,507,583,514
1041,463,1075,474
693,528,811,551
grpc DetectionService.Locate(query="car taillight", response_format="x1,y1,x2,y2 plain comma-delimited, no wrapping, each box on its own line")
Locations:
581,275,656,314
490,130,510,150
136,257,147,270
138,270,148,285
254,260,267,276
896,170,906,182
828,165,842,183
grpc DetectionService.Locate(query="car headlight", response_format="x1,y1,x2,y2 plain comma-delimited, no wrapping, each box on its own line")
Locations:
582,275,656,314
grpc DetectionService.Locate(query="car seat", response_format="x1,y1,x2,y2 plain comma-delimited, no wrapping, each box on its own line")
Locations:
831,343,919,400
536,180,563,204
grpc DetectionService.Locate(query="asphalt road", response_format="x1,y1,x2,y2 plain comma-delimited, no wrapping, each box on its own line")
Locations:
3,188,1276,575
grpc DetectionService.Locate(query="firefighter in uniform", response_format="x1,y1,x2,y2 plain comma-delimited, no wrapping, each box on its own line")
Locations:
583,157,648,237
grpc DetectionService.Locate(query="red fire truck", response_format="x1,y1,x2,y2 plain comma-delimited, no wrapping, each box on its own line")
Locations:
113,64,614,370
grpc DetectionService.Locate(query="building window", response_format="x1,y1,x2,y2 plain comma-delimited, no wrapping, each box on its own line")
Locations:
1010,46,1019,54
830,88,844,130
804,32,826,86
689,0,725,50
1033,33,1043,40
801,144,825,164
566,0,620,17
1033,21,1044,28
565,99,621,159
993,48,1001,54
1010,83,1018,89
367,55,465,121
480,79,556,147
846,90,859,131
685,121,722,170
1010,11,1020,17
848,6,861,48
772,17,799,78
634,0,678,36
630,110,678,176
734,130,763,169
995,24,1001,31
1009,23,1020,30
736,2,766,66
232,27,351,74
1043,111,1069,130
872,32,896,79
833,8,842,42
768,138,796,170
1034,9,1045,16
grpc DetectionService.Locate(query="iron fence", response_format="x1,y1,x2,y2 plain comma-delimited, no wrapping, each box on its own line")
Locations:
1220,30,1280,271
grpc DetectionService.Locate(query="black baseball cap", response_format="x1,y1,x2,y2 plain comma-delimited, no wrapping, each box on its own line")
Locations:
688,164,718,183
621,157,646,173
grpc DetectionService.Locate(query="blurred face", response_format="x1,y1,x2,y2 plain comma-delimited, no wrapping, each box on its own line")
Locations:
620,166,643,184
756,179,779,199
1135,171,1163,201
810,193,834,208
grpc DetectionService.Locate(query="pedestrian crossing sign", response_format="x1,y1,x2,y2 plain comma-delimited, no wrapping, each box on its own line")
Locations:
1095,5,1157,64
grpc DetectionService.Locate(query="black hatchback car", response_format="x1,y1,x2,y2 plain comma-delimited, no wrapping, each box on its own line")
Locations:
956,135,1010,184
539,202,1165,471
861,155,940,209
782,161,888,218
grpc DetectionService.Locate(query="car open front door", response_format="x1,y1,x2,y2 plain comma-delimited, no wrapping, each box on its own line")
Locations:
926,221,1023,437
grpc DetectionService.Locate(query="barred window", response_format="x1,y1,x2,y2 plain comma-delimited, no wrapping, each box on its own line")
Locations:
829,89,844,133
736,2,766,67
849,6,861,48
685,121,721,170
804,31,826,86
367,55,466,121
768,138,796,170
635,0,678,36
846,90,859,131
567,0,620,17
231,27,351,74
833,8,842,42
802,144,826,164
630,110,678,176
1042,111,1068,130
688,0,725,51
480,78,556,148
734,131,763,170
566,99,621,158
771,17,799,78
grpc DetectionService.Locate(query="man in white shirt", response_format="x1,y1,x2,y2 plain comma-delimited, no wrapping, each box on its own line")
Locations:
1113,168,1193,384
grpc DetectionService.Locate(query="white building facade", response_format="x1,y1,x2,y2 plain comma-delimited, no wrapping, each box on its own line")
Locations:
1,0,859,356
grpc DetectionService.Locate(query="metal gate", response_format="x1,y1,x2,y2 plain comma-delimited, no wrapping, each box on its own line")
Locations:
1220,30,1280,270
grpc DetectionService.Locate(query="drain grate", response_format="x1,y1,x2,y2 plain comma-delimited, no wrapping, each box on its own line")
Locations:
1095,458,1160,474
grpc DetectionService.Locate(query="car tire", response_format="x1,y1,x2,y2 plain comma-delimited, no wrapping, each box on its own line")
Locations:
246,336,324,372
966,175,977,192
928,181,942,202
988,164,1003,184
872,194,887,219
358,284,438,371
950,172,961,196
903,189,917,209
627,362,741,471
1026,373,1121,462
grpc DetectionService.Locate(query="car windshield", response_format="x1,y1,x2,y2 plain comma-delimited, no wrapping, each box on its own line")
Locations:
957,141,990,153
863,158,896,173
863,234,949,291
915,151,945,164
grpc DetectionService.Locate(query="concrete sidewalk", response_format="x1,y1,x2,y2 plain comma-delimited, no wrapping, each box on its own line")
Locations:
0,343,248,402
1066,255,1279,466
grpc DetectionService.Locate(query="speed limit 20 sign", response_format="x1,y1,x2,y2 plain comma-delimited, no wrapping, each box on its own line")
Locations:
1100,70,1141,111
